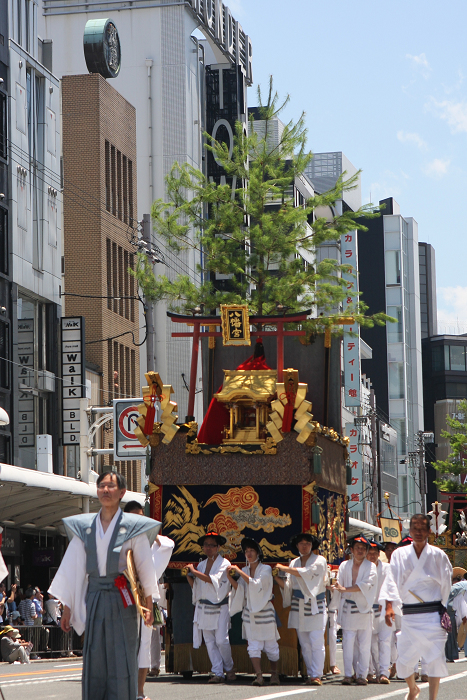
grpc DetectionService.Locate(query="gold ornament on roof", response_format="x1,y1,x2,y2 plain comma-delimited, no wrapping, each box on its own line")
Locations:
134,371,179,446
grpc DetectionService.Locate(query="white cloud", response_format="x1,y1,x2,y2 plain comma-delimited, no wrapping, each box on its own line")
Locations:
366,170,403,204
427,97,467,133
438,286,467,334
406,52,431,78
423,158,450,178
226,0,244,16
397,130,427,150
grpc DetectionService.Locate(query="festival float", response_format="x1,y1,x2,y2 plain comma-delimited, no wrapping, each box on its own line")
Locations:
134,305,351,678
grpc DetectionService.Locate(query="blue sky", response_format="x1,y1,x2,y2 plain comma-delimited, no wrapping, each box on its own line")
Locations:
230,0,467,332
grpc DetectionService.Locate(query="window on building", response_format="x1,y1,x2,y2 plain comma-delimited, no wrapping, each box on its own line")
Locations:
111,145,116,216
385,250,401,286
105,141,110,212
106,238,136,321
392,418,407,456
381,439,397,476
0,208,7,275
17,0,22,46
105,140,133,225
0,320,9,388
117,150,122,220
17,171,27,230
389,362,405,399
387,305,403,342
432,345,443,372
450,345,466,372
0,92,7,159
25,0,30,53
446,383,467,399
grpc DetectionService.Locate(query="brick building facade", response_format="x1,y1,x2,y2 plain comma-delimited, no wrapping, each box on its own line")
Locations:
62,74,141,490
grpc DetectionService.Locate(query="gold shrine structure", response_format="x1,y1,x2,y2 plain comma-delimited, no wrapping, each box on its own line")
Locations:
214,370,277,443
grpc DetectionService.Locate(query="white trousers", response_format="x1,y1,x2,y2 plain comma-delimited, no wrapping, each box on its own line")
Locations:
138,624,162,670
343,625,372,679
390,630,398,664
247,638,280,661
6,646,30,664
138,624,161,669
138,622,152,669
150,626,162,671
329,610,338,667
202,628,234,677
369,623,392,676
298,628,326,678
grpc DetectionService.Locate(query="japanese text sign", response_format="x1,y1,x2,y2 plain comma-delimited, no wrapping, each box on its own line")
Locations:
341,231,361,407
221,304,251,346
345,422,363,512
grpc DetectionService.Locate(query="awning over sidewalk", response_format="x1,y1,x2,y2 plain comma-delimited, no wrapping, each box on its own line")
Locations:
347,516,382,540
0,463,145,532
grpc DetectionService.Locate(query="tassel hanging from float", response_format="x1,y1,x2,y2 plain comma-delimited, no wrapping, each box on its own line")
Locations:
311,501,320,524
311,446,323,474
344,507,350,532
145,447,151,476
346,458,352,485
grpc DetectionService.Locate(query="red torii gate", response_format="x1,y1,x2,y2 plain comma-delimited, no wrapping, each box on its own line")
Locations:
168,310,312,419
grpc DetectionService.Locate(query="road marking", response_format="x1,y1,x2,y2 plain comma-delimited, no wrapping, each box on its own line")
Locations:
0,667,81,679
53,662,83,668
454,657,467,663
240,689,317,700
364,669,467,700
0,673,81,686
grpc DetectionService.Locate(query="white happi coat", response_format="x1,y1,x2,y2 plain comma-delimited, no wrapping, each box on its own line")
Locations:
192,555,231,647
229,563,279,642
151,536,174,602
379,543,452,669
281,554,328,632
452,589,467,627
49,509,157,635
335,558,377,630
372,560,390,632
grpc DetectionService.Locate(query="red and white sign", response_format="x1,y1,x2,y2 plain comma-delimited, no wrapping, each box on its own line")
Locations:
113,399,146,460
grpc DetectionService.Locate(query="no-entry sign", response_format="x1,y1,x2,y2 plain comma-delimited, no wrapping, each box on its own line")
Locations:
113,398,146,460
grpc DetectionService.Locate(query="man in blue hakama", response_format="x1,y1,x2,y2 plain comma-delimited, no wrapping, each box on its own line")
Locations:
50,471,160,700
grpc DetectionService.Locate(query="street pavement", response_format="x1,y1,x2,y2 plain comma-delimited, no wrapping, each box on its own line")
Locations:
1,650,466,700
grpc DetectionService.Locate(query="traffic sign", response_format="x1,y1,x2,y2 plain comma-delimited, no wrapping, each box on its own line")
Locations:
113,399,146,460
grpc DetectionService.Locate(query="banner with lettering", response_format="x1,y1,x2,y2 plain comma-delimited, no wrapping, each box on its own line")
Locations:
341,230,361,407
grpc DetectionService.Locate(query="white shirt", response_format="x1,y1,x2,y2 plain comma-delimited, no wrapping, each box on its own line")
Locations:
49,509,156,635
379,543,452,613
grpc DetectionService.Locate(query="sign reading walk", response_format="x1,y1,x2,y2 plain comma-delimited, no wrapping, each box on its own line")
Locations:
61,317,85,445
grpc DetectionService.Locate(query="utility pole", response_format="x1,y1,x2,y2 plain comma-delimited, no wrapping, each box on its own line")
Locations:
141,214,156,371
416,430,434,515
417,431,426,515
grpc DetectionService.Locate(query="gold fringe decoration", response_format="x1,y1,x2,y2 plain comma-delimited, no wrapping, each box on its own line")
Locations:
191,645,212,673
172,644,193,674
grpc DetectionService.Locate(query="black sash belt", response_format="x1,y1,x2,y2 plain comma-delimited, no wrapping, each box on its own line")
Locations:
199,597,229,606
402,601,443,615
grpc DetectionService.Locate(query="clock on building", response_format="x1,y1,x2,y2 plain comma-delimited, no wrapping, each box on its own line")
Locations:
84,18,121,79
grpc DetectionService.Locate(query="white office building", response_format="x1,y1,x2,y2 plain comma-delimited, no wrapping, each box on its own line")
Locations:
39,0,253,419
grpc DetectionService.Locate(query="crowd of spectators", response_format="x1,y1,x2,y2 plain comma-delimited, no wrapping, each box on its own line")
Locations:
0,581,63,664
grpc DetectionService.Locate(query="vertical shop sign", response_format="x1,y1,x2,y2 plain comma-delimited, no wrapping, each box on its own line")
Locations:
345,422,363,512
341,230,361,407
61,317,85,445
17,318,35,447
